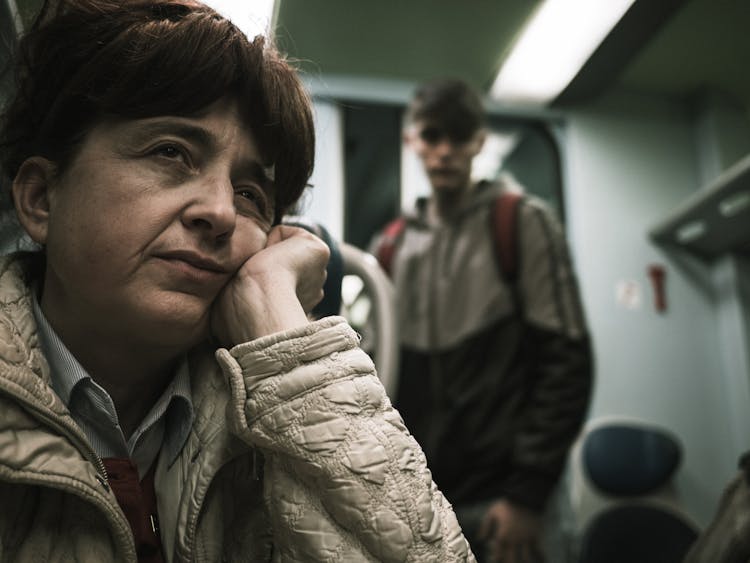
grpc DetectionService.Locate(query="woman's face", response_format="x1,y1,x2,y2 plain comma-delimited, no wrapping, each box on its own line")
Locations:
38,98,274,349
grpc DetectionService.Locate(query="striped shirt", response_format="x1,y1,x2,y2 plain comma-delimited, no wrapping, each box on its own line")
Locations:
32,296,194,479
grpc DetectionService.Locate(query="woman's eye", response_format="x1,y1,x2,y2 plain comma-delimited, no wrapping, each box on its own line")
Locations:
235,187,271,218
152,144,188,164
237,189,258,202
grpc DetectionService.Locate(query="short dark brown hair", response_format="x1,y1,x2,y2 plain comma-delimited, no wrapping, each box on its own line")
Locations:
0,0,314,223
406,78,486,140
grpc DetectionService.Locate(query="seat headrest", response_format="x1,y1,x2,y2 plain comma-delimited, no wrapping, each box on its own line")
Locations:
583,424,681,496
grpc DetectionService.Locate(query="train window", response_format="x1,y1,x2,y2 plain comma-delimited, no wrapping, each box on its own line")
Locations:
342,102,403,250
0,0,43,253
0,0,19,121
0,1,19,253
342,101,564,250
487,117,564,219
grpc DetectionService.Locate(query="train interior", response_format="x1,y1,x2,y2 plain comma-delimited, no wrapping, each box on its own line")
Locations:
2,0,750,559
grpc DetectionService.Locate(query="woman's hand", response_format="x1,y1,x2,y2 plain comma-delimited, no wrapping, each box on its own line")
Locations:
211,225,330,346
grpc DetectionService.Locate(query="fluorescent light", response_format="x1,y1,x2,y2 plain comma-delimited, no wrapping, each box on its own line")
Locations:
490,0,635,105
203,0,277,39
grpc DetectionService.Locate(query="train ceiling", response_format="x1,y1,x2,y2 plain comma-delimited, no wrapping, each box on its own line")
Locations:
274,0,750,112
7,0,750,113
274,1,539,95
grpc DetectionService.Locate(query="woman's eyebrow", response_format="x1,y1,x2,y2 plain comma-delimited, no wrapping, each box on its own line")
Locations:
125,119,217,151
125,118,274,186
236,161,275,185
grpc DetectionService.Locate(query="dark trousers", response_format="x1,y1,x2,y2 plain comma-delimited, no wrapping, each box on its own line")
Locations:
454,500,493,563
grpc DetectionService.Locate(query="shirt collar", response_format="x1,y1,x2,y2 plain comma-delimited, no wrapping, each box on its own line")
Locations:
32,292,88,404
161,359,194,465
32,293,194,468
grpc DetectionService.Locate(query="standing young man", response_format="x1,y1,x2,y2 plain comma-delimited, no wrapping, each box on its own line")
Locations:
372,78,594,562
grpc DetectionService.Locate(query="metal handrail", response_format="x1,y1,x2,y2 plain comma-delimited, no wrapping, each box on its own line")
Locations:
339,242,399,399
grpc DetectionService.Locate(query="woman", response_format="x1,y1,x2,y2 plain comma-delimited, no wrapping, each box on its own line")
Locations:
0,1,475,561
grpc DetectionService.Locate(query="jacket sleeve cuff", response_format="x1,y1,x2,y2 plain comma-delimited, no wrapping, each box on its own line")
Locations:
214,316,370,434
500,469,559,513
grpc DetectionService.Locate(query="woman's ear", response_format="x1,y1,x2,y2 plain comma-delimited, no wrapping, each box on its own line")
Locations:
11,157,56,245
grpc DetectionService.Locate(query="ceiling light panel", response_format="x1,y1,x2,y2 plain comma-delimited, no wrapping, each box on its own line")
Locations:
490,0,635,105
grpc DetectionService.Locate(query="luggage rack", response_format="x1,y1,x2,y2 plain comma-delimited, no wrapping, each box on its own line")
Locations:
649,153,750,260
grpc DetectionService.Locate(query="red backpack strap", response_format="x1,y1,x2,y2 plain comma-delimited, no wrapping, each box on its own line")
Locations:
490,191,524,283
375,216,408,276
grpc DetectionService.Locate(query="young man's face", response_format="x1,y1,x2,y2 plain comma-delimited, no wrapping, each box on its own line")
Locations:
407,121,485,195
30,97,274,349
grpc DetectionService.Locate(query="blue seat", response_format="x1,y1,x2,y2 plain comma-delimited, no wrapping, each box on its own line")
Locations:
573,420,699,563
579,501,698,562
583,424,681,496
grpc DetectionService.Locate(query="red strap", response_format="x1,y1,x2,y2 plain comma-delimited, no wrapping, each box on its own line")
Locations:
491,191,523,282
375,217,407,276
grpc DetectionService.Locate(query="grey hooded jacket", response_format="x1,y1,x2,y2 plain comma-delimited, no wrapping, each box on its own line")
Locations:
373,179,593,512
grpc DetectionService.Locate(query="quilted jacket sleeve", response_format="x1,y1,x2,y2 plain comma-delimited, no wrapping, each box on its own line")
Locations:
216,316,475,563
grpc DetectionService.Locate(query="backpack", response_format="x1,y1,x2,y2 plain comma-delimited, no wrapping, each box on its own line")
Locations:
375,191,524,285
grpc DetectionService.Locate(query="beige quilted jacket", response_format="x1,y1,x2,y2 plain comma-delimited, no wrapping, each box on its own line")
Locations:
0,255,475,562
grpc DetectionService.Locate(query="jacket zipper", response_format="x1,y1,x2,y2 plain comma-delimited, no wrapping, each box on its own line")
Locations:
0,384,137,557
20,395,110,486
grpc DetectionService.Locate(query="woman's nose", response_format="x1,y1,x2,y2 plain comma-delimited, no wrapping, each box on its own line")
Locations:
181,178,237,240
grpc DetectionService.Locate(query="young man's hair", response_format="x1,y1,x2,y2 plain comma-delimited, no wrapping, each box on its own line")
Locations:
405,78,486,141
0,0,314,223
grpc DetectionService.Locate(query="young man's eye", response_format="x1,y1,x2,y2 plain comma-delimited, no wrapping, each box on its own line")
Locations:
419,127,444,144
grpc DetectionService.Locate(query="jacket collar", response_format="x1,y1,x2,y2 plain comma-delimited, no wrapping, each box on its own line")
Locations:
410,178,507,227
0,253,69,416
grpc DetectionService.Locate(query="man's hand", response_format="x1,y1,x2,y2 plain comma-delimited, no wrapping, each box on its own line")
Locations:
211,225,329,346
478,499,544,563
